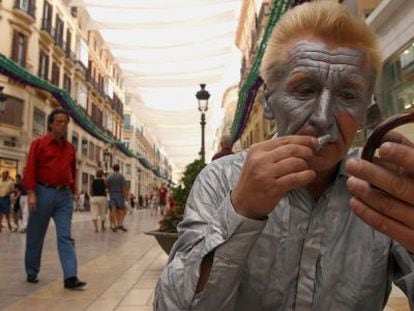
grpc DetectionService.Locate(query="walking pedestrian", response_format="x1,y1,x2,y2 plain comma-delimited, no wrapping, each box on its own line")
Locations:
90,170,107,233
150,186,158,216
107,164,128,232
129,193,136,210
15,174,28,233
138,194,144,209
0,171,15,232
158,183,168,215
23,108,86,290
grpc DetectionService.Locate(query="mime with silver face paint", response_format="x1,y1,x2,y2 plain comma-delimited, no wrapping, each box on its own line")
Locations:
155,2,414,310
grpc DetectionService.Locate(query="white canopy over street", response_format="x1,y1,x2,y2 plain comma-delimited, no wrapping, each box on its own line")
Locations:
72,0,242,178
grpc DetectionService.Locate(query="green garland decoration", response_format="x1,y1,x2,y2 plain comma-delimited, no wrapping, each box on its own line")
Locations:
230,0,292,141
0,53,171,182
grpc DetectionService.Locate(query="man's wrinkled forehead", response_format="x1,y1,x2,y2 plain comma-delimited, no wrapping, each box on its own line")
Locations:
265,41,374,86
288,41,366,70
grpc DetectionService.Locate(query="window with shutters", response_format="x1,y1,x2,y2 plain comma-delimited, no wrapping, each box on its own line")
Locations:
0,96,24,128
65,29,72,56
54,15,64,47
76,82,88,110
51,62,60,86
63,73,71,94
71,132,79,154
81,138,88,156
14,0,36,18
91,103,103,126
33,108,46,136
38,51,49,80
95,146,101,162
88,141,95,161
125,164,131,175
11,31,27,67
41,1,53,34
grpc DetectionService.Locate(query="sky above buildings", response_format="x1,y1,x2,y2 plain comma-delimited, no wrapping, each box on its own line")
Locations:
72,0,242,177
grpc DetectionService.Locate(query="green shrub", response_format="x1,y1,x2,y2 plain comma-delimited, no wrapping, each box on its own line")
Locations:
159,159,206,233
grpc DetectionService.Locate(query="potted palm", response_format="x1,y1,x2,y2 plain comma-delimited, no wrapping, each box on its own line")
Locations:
146,159,206,254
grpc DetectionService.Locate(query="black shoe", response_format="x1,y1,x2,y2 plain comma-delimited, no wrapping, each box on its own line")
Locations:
64,277,87,290
117,226,128,232
27,275,39,283
111,227,117,232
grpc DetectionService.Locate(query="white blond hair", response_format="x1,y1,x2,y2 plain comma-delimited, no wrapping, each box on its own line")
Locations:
260,1,382,83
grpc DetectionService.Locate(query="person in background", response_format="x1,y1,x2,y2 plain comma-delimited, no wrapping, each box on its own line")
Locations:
129,193,136,211
10,178,20,231
0,171,15,232
158,183,168,215
166,195,176,215
138,194,144,209
107,164,128,232
145,193,150,208
23,108,86,290
84,192,90,212
90,170,107,233
150,186,159,216
211,134,234,161
14,174,29,233
76,191,85,212
155,2,414,310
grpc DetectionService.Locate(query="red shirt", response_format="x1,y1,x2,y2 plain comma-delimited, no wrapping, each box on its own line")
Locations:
158,187,167,201
23,133,76,192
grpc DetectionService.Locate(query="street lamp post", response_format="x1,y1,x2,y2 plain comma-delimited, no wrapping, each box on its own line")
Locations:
195,84,210,164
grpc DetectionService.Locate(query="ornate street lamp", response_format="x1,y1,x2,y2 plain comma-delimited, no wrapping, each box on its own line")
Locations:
0,86,7,114
195,84,210,164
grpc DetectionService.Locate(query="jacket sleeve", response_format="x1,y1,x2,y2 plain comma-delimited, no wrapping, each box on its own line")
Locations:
154,164,267,311
390,241,414,308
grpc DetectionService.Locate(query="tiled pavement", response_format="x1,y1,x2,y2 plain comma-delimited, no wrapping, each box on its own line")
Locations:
0,210,410,310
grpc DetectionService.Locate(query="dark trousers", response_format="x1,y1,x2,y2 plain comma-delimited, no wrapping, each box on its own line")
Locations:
25,184,77,279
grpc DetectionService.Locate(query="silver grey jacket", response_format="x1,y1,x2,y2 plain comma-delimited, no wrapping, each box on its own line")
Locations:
155,149,414,310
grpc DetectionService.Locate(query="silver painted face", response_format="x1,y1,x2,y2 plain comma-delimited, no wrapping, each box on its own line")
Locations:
264,41,375,140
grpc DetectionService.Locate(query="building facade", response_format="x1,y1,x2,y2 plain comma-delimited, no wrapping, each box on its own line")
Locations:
0,0,171,193
123,108,172,199
215,85,239,153
233,0,275,151
366,0,414,141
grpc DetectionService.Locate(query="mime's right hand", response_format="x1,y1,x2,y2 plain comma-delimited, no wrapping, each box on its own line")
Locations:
231,136,318,219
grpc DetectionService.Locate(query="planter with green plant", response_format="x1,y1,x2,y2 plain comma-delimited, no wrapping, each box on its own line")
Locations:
146,159,206,254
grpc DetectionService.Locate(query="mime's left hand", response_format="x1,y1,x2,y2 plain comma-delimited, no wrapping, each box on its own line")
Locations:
345,132,414,253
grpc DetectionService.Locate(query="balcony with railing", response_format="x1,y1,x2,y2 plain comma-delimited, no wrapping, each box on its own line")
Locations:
54,37,66,53
86,73,99,91
14,0,36,19
75,61,87,75
112,94,124,118
65,46,77,63
41,18,54,38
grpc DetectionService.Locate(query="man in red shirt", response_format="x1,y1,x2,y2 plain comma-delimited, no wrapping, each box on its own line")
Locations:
23,108,86,290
